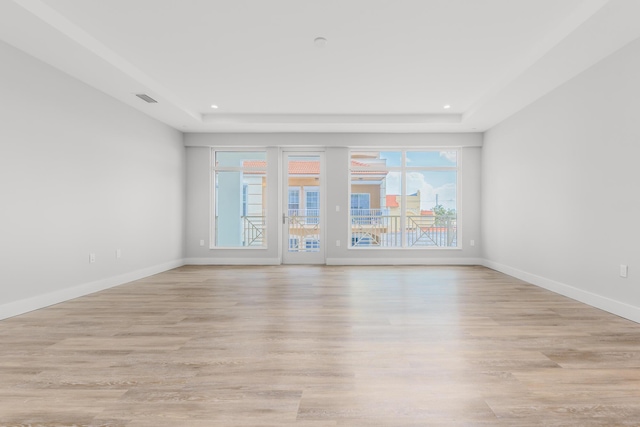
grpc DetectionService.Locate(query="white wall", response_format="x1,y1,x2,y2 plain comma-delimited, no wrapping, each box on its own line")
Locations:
0,40,185,319
482,37,640,321
185,133,482,264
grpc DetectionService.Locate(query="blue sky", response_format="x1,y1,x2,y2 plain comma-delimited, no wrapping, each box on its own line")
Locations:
380,151,457,168
378,151,458,210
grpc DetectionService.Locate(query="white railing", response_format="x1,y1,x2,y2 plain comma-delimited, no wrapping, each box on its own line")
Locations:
288,209,319,224
233,212,457,248
242,216,266,246
350,208,384,225
286,213,320,252
351,214,457,247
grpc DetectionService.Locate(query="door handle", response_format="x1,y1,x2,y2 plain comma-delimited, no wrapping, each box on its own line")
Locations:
282,213,286,224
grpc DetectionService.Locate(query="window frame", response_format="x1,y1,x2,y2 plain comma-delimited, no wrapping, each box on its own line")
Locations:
210,148,268,249
348,148,460,250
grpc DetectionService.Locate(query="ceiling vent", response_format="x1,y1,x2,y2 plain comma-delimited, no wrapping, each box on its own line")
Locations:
135,94,158,103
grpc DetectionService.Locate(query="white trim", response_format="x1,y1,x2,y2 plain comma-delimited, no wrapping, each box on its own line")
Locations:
482,259,640,324
326,257,482,266
0,259,185,321
185,257,281,265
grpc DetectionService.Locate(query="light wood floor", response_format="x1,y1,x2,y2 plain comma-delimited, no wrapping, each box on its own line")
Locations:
2,266,640,426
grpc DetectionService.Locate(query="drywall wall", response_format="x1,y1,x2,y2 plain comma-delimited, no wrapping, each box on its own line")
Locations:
0,40,185,319
482,36,640,321
185,134,482,264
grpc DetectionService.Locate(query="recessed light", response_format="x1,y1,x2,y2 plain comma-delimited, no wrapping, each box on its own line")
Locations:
443,105,451,109
314,37,327,48
211,104,219,109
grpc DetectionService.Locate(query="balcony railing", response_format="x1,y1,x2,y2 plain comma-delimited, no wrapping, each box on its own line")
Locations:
286,212,320,251
351,212,457,247
287,208,319,224
242,215,266,247
351,208,383,224
234,211,456,248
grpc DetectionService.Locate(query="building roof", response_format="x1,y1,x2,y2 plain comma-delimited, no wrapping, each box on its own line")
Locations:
288,161,320,175
386,195,399,208
350,160,388,175
421,210,434,216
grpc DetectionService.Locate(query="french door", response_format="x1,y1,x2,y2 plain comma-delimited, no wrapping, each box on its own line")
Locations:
281,151,325,264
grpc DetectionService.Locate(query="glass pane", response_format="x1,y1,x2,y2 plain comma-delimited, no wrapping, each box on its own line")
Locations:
215,171,266,247
405,170,457,247
305,188,319,225
287,155,320,252
216,151,266,168
351,193,370,210
350,170,401,247
288,188,300,211
406,151,457,167
351,151,401,168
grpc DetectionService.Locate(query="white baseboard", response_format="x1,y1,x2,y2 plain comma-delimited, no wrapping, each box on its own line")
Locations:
185,257,482,266
0,259,185,321
326,257,483,266
482,259,640,324
185,257,281,265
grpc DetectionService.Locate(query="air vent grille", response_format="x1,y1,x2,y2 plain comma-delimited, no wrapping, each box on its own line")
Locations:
135,94,158,103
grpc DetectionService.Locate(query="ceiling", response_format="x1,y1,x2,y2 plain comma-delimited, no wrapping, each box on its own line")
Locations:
1,0,639,133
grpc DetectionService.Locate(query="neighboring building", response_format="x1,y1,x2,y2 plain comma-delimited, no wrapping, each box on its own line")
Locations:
385,191,421,217
244,159,389,218
350,156,389,216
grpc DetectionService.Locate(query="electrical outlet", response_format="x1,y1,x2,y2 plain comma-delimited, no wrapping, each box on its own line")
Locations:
116,249,122,259
470,240,475,247
620,265,628,278
89,253,96,263
200,239,205,246
336,240,341,247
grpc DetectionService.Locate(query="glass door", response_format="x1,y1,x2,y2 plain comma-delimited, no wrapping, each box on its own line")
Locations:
282,152,325,264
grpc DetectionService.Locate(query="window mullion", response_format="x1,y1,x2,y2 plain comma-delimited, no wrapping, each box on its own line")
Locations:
401,151,407,248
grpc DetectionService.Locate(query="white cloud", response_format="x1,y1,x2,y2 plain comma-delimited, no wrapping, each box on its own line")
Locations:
439,151,457,163
406,172,456,211
384,171,402,195
384,172,456,211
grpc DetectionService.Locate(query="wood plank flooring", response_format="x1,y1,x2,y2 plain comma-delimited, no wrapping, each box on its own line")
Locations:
2,265,640,426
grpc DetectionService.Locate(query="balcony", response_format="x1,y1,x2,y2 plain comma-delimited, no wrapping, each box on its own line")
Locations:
236,209,457,248
351,210,457,247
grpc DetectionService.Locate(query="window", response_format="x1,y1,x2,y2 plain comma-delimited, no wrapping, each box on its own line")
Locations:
288,237,299,250
349,150,458,248
305,238,320,249
351,193,372,226
242,184,248,217
288,188,300,214
212,151,267,247
304,187,319,225
350,193,370,212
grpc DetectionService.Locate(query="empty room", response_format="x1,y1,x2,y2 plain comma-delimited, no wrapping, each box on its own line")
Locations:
1,0,639,425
